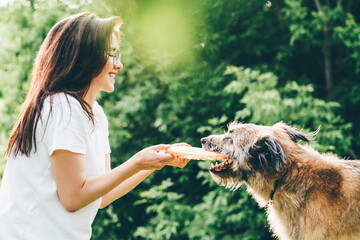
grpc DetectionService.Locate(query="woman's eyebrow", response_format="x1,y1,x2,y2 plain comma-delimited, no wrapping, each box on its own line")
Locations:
108,48,117,51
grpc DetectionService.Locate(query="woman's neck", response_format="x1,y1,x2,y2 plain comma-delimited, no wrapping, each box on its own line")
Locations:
83,86,99,108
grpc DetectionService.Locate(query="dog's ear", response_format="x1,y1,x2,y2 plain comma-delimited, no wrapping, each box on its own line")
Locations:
275,122,310,143
250,136,286,172
284,126,310,143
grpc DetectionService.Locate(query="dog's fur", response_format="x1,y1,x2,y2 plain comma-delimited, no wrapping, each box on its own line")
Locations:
201,122,360,240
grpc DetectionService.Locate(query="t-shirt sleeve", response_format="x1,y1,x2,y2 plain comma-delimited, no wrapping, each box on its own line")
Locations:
44,100,88,156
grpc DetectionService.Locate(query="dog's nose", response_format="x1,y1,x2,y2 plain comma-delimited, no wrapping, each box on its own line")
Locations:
201,137,207,145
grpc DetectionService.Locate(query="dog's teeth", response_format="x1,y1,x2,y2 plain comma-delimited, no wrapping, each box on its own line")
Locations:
211,163,215,168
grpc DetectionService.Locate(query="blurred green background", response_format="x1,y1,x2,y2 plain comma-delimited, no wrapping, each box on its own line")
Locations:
0,0,359,239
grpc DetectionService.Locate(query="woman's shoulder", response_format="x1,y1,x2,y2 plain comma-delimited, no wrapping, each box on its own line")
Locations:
41,93,86,122
41,93,90,128
44,93,81,107
42,93,86,115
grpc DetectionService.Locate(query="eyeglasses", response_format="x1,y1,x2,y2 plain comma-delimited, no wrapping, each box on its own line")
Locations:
106,49,121,64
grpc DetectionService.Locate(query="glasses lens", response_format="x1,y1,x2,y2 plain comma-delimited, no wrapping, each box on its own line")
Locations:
113,50,121,63
107,50,121,63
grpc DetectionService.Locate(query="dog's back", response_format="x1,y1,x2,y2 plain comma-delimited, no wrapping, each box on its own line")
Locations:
269,153,360,240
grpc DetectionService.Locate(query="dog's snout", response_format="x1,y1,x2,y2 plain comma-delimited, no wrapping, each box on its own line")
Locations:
201,137,208,145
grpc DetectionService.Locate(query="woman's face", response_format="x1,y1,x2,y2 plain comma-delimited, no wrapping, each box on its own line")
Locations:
90,32,123,94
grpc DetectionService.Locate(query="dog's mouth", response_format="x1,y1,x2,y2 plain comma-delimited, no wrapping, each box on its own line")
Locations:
210,158,234,173
201,138,235,173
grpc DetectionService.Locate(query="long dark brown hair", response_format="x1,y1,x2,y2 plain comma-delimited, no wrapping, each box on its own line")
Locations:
5,12,122,157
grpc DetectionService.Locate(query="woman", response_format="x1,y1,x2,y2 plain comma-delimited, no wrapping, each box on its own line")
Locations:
0,12,189,239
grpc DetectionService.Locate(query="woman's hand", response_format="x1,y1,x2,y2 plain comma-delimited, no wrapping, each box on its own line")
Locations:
130,143,191,171
131,144,174,171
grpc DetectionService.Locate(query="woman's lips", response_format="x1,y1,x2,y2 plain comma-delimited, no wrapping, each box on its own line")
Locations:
108,72,117,79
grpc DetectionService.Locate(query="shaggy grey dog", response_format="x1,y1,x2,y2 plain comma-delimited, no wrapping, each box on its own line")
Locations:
201,122,360,240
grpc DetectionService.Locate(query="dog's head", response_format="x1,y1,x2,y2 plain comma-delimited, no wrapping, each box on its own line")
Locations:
201,122,310,190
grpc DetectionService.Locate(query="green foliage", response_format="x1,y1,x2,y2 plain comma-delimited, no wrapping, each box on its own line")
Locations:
134,179,191,239
132,170,271,240
333,13,360,70
223,66,352,155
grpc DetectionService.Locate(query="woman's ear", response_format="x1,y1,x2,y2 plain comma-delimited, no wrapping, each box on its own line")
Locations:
250,136,286,173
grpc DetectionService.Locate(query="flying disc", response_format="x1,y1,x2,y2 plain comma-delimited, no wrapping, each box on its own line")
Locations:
166,146,228,161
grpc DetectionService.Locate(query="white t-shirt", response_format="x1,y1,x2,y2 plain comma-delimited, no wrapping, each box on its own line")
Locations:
0,93,111,240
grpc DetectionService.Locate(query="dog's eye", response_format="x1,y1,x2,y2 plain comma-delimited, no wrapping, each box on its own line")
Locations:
229,129,234,134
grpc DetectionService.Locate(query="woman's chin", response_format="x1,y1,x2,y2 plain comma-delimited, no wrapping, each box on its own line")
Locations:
103,86,114,93
104,77,115,92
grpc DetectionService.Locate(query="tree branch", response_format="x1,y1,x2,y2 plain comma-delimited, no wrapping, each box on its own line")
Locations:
314,0,323,12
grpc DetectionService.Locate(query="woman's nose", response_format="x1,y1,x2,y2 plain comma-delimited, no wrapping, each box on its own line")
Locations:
114,59,123,70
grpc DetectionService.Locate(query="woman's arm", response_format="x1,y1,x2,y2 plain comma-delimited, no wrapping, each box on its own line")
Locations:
99,148,191,208
100,154,154,208
100,170,154,208
51,145,173,212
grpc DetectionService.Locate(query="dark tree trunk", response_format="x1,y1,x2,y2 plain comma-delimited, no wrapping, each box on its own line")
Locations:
314,0,334,97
